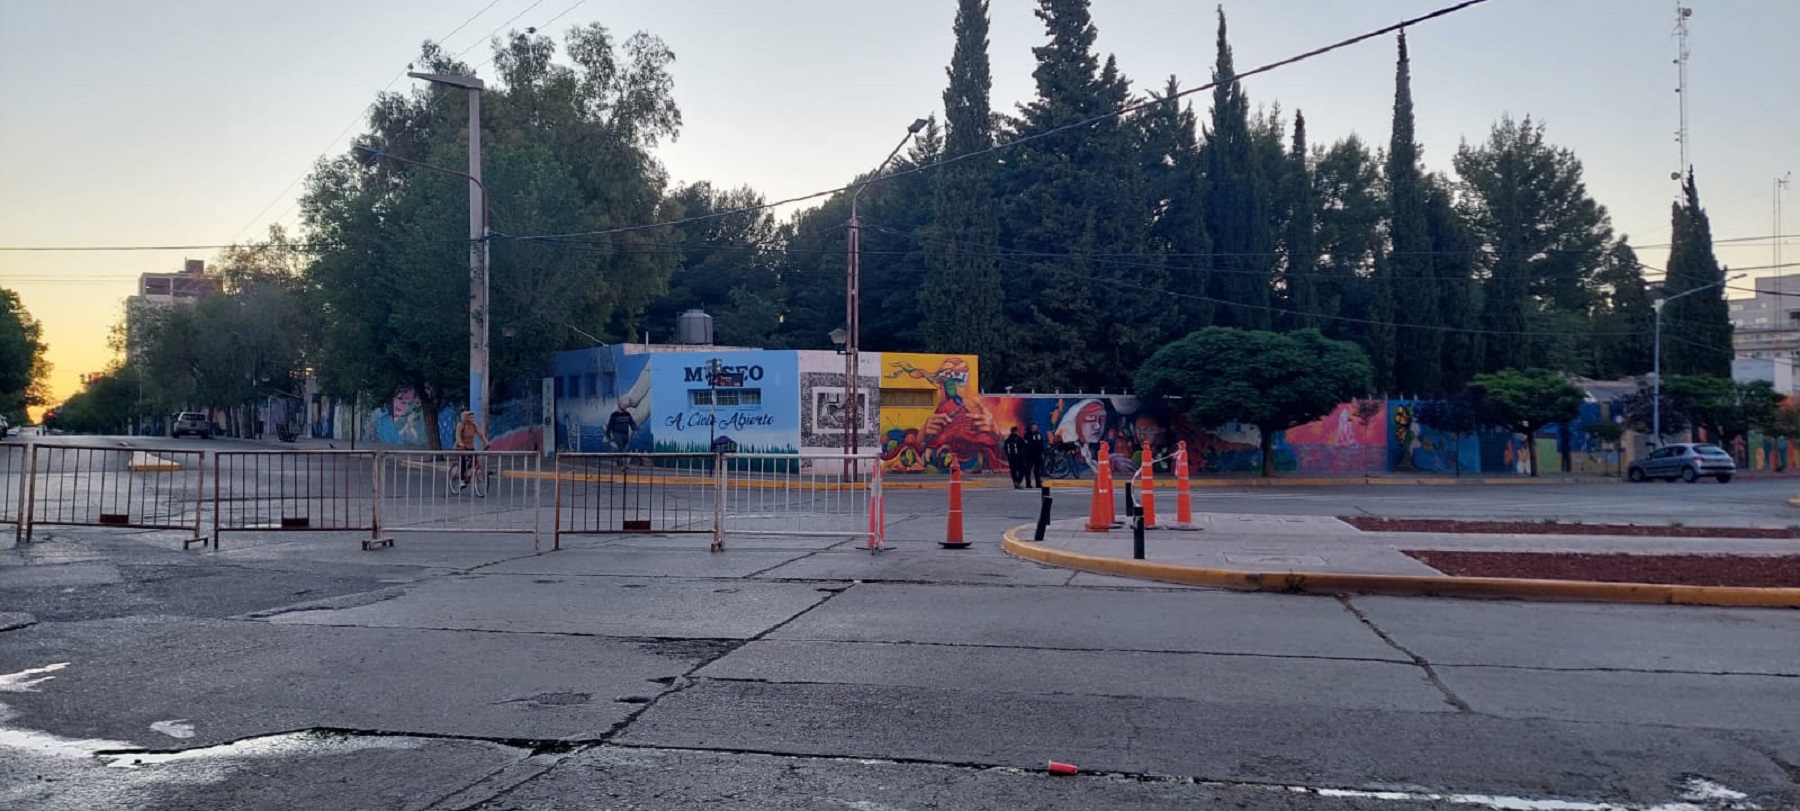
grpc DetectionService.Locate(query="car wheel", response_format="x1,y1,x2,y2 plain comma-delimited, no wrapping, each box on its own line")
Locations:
1627,467,1646,482
1680,466,1699,483
1715,474,1733,483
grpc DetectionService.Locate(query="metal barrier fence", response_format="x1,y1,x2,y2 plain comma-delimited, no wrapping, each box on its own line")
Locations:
376,450,544,547
20,443,205,544
213,450,378,549
2,443,28,536
719,453,882,551
553,453,717,549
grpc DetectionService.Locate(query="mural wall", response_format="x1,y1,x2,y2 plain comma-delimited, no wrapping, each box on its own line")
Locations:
876,353,998,473
649,349,799,455
356,384,544,450
799,351,882,457
555,348,650,453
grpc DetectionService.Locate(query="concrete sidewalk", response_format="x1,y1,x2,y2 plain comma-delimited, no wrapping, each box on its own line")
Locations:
1001,512,1800,607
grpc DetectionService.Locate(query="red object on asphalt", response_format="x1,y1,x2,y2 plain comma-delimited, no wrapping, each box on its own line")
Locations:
1048,760,1079,775
1085,442,1114,532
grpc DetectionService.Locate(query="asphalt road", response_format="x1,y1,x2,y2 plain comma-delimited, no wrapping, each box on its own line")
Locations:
1,436,1797,810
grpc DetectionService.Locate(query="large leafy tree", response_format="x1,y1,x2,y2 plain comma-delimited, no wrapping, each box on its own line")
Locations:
1659,171,1733,377
1455,116,1613,372
1664,375,1781,448
1138,76,1212,331
922,0,1007,374
1135,327,1372,477
0,288,51,422
1425,173,1481,390
1200,9,1275,330
1311,136,1384,347
644,182,782,346
1385,32,1442,396
302,27,680,448
1469,368,1585,477
1588,239,1653,379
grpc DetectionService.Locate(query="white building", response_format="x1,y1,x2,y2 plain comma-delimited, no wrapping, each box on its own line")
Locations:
1728,275,1800,360
125,259,220,358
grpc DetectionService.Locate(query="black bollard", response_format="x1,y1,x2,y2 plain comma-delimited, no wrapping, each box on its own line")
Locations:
1132,512,1146,560
1034,487,1053,542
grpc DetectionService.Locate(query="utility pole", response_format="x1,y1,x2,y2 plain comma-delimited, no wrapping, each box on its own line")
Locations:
1672,3,1693,183
842,118,929,482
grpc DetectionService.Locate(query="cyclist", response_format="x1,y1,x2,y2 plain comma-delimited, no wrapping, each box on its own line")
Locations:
452,410,488,491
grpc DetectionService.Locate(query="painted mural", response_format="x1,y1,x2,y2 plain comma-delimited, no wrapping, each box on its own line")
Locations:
556,348,651,453
356,385,543,450
1285,400,1390,474
798,351,881,454
877,354,1001,473
650,349,799,455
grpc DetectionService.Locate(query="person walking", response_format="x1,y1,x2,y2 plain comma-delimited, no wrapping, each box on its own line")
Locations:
1023,422,1047,488
1003,426,1027,489
607,398,637,468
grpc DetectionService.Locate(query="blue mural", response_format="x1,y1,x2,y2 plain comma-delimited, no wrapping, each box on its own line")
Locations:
650,349,799,455
554,348,651,453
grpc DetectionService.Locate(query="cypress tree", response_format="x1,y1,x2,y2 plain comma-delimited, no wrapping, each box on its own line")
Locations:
1386,31,1441,395
1200,7,1274,330
1661,170,1733,376
1283,111,1320,328
923,0,1007,374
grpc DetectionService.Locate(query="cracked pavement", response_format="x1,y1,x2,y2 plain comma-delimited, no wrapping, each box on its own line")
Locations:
1,486,1797,810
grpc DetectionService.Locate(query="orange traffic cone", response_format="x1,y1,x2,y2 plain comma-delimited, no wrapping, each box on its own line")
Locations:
1139,441,1158,529
1085,442,1115,532
941,455,970,548
1168,440,1199,531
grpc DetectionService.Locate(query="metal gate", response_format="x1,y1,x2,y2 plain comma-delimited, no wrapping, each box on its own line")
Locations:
2,443,27,539
212,450,378,549
20,444,205,543
718,453,883,550
553,453,717,549
376,450,544,547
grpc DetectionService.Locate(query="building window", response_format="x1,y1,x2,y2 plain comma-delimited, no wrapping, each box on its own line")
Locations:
691,388,762,407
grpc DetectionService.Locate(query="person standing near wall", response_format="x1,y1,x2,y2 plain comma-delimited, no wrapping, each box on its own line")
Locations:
1003,427,1026,489
607,398,637,467
1023,422,1047,488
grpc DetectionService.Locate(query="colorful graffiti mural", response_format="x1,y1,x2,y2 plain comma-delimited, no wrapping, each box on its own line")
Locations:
878,353,1000,473
1285,401,1389,474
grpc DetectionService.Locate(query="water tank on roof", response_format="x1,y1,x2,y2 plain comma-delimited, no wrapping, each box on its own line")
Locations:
676,309,714,345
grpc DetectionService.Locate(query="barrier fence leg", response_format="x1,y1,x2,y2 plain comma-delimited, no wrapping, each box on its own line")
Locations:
208,451,222,549
553,453,564,551
1139,441,1158,529
365,451,392,550
710,453,726,553
21,444,40,543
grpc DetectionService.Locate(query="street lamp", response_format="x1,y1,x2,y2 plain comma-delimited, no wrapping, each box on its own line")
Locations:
843,117,929,481
408,71,490,447
1651,272,1746,440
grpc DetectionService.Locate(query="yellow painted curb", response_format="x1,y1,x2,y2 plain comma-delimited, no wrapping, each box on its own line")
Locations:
1000,524,1800,608
128,451,180,472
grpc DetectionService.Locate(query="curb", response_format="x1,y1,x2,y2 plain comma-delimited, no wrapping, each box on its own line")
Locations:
128,451,180,472
1000,524,1800,608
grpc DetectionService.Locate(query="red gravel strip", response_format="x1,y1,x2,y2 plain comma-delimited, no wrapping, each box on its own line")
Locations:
1403,550,1800,588
1344,516,1800,539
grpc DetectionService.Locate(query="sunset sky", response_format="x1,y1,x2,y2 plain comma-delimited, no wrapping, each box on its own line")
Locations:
3,0,1796,412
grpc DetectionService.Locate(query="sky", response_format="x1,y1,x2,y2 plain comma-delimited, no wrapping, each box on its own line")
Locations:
2,0,1797,411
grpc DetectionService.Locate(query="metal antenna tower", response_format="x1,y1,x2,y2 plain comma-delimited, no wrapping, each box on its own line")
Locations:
1672,3,1693,182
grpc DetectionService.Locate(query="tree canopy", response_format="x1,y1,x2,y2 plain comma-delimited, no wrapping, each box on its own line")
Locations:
1469,368,1585,476
0,288,51,423
1135,327,1372,476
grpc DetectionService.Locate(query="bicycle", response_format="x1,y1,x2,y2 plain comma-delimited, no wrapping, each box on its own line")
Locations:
448,452,486,498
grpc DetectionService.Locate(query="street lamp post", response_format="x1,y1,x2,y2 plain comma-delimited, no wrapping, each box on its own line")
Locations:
843,118,929,481
1651,272,1746,441
408,72,490,447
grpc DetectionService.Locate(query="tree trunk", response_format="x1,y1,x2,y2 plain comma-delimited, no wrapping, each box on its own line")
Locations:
1259,425,1275,478
1524,425,1540,477
420,390,444,451
1453,432,1462,477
